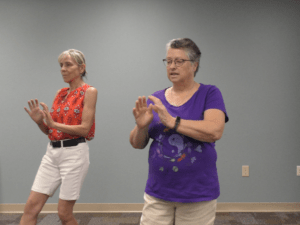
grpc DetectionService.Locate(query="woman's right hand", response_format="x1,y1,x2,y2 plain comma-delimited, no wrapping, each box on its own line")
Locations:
24,99,45,125
133,96,153,129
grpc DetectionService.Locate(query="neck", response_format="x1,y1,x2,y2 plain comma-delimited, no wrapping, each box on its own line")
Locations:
68,76,85,91
172,79,195,93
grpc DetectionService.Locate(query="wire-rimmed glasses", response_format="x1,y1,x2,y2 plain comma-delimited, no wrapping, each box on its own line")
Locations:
162,58,194,67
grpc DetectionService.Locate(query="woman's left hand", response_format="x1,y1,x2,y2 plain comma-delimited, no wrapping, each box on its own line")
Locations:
148,96,175,129
40,102,55,128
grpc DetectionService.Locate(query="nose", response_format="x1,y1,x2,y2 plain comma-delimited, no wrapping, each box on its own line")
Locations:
169,61,176,69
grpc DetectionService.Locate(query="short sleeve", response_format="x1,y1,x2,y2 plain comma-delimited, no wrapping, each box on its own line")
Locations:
204,86,229,123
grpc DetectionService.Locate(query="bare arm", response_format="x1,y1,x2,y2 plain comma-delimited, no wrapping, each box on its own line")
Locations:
175,109,225,143
41,87,98,137
129,96,153,149
148,95,226,143
37,121,50,135
130,125,150,149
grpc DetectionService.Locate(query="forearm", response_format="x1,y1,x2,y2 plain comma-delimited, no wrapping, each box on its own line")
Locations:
176,119,222,143
130,125,149,149
37,121,50,135
52,122,90,137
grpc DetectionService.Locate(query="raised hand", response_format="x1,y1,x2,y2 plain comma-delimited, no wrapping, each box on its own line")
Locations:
40,102,55,128
24,99,45,125
148,95,175,128
133,96,153,129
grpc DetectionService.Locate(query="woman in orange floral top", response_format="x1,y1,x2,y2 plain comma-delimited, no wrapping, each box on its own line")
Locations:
20,49,97,225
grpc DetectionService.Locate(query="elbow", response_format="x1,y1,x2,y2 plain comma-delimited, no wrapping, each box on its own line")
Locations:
211,131,223,142
129,135,136,148
81,128,90,137
129,139,136,149
129,139,145,149
203,129,223,143
130,140,144,149
132,145,144,149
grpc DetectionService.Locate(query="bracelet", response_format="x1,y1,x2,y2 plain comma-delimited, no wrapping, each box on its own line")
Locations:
173,116,181,131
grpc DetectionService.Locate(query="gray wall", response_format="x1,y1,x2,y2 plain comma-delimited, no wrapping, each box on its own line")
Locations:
0,0,300,204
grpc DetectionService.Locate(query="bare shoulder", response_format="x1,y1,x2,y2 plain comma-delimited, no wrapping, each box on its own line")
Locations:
84,87,98,105
86,87,98,99
86,86,98,94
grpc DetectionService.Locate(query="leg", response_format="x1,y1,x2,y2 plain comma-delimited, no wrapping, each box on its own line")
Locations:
58,199,78,225
19,191,49,225
175,199,217,225
140,192,175,225
57,143,89,225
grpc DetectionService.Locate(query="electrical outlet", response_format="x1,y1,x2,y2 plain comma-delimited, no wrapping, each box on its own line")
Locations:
242,165,249,177
297,166,300,176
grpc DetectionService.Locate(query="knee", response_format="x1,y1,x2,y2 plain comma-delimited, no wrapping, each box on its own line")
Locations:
23,199,41,218
58,207,73,223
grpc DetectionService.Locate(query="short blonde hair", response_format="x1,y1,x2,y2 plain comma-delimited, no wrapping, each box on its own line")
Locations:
58,49,87,77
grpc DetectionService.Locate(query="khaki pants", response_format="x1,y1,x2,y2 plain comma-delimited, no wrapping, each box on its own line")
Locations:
140,193,217,225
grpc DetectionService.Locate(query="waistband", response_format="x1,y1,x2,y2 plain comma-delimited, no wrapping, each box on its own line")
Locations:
50,137,86,148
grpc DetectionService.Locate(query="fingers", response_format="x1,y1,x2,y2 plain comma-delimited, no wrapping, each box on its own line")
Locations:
41,110,47,119
132,108,137,118
135,100,140,112
40,102,49,112
148,95,158,103
138,96,146,108
28,100,34,110
141,96,147,108
24,107,30,114
135,96,147,112
149,104,158,113
27,99,39,111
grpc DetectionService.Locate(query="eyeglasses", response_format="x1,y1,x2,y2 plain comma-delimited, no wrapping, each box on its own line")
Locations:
162,58,194,67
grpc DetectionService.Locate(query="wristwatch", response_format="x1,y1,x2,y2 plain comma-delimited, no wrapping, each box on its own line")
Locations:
174,116,181,131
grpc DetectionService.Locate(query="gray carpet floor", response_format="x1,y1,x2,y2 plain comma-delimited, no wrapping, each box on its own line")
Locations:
1,212,300,225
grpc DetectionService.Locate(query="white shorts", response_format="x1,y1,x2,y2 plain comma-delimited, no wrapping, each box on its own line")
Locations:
140,193,217,225
31,141,90,200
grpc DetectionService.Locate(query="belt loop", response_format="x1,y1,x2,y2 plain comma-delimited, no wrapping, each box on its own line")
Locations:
61,140,64,148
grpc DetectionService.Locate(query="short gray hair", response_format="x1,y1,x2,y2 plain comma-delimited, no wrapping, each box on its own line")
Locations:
166,38,201,76
58,49,87,77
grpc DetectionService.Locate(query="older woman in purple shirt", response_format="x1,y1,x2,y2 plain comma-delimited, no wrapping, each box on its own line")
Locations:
130,38,229,225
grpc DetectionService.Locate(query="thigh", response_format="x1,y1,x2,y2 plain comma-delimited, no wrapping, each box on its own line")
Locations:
140,193,175,225
31,144,62,197
175,199,217,225
59,142,90,200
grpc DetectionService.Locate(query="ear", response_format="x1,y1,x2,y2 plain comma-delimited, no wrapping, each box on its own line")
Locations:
192,62,198,72
79,64,86,74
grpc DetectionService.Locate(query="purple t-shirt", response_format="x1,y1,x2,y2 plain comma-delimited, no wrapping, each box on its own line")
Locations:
145,83,229,203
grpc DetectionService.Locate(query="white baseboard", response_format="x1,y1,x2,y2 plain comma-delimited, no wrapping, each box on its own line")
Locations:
1,202,300,213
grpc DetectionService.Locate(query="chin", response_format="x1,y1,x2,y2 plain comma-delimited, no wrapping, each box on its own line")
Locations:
168,77,180,82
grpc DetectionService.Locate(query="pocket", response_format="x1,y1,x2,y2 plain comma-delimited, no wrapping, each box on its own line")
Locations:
65,142,89,164
79,142,90,163
45,142,53,156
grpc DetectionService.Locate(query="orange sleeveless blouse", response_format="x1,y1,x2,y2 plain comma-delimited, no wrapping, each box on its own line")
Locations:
48,84,95,141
